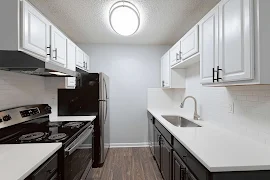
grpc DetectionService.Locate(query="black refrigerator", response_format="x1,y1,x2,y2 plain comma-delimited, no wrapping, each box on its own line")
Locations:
58,73,110,167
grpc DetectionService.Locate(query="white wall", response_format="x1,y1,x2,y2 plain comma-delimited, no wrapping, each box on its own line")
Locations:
178,62,270,145
80,44,170,145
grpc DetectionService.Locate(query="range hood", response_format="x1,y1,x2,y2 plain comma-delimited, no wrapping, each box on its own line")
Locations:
0,51,79,77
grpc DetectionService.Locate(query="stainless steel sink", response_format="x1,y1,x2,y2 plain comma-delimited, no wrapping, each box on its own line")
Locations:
161,115,201,127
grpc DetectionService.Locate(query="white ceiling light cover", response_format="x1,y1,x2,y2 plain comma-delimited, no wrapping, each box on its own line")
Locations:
109,1,140,36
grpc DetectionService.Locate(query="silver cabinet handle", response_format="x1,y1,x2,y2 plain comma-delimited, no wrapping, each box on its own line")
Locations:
47,46,51,57
162,80,165,87
176,53,179,60
53,48,57,60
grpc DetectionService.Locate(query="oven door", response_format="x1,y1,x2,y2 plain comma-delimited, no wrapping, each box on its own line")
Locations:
64,125,93,180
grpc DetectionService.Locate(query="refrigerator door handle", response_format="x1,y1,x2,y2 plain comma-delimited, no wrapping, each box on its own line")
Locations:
103,78,108,100
104,101,108,123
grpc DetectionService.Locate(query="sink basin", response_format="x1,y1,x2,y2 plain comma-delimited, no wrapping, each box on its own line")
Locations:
161,115,201,127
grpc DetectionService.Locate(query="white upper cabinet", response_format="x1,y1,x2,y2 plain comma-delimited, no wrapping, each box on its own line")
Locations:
161,51,186,88
180,25,199,60
66,40,76,88
50,26,67,66
66,40,76,71
84,53,90,72
21,0,51,58
169,41,181,66
76,47,84,68
199,7,219,84
161,52,170,88
218,0,254,82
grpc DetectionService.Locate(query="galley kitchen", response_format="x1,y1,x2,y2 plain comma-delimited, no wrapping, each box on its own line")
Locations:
1,0,270,180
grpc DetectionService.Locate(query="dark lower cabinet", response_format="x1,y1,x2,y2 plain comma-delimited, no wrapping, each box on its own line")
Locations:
154,127,161,169
161,137,172,180
26,153,58,180
149,111,270,180
148,112,154,155
172,151,185,180
173,151,197,180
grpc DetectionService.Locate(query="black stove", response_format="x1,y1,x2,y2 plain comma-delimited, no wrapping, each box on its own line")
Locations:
0,116,91,146
0,104,94,180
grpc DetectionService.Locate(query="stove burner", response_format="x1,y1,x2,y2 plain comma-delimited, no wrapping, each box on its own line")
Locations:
48,133,68,141
63,122,84,129
19,132,45,141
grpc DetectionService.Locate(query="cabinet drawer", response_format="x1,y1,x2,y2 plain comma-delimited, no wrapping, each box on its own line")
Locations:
155,120,172,145
174,139,209,180
173,138,187,160
31,154,58,180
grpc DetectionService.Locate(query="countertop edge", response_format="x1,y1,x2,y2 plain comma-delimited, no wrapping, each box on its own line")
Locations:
18,143,62,180
147,108,270,172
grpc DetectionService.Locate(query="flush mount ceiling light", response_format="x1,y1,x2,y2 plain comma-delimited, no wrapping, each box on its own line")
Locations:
109,1,140,36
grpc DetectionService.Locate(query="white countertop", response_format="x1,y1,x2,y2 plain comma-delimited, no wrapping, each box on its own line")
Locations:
0,143,62,180
148,108,270,172
50,116,96,122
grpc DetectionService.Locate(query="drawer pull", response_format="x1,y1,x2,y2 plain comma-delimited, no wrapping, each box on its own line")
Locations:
180,167,186,180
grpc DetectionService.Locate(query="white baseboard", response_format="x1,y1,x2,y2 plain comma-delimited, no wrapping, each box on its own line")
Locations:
110,142,149,148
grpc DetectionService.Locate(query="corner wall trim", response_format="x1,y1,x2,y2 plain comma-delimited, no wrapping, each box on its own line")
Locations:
110,142,149,148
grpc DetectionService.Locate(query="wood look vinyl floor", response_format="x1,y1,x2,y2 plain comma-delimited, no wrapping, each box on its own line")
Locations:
89,148,164,180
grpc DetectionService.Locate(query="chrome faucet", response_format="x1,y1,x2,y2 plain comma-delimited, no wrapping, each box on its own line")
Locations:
180,96,200,120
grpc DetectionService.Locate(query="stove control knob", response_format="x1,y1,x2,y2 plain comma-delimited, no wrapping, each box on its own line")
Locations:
3,115,11,121
45,105,52,112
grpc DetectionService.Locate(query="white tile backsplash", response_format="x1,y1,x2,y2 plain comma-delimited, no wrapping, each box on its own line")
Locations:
177,62,270,146
147,88,182,109
0,70,65,120
0,71,45,110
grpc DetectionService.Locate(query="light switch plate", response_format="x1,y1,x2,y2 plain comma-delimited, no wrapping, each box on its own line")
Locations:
228,102,234,114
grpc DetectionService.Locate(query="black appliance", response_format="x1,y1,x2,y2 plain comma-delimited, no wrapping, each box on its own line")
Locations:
58,72,110,167
0,104,93,180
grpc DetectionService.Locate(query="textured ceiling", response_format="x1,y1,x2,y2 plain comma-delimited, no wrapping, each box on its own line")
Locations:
28,0,220,45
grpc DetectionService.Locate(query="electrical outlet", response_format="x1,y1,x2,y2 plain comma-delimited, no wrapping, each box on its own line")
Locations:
228,102,234,114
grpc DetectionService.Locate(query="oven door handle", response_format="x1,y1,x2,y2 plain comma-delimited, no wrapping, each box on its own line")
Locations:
65,126,94,156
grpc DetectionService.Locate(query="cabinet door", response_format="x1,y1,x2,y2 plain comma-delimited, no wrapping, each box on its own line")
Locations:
161,52,170,88
148,114,154,155
66,40,76,71
51,26,67,65
76,47,84,68
170,41,181,66
22,0,50,58
172,151,186,180
154,127,161,169
218,0,254,82
161,137,172,180
199,7,219,84
66,40,76,88
84,53,90,71
180,25,199,60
